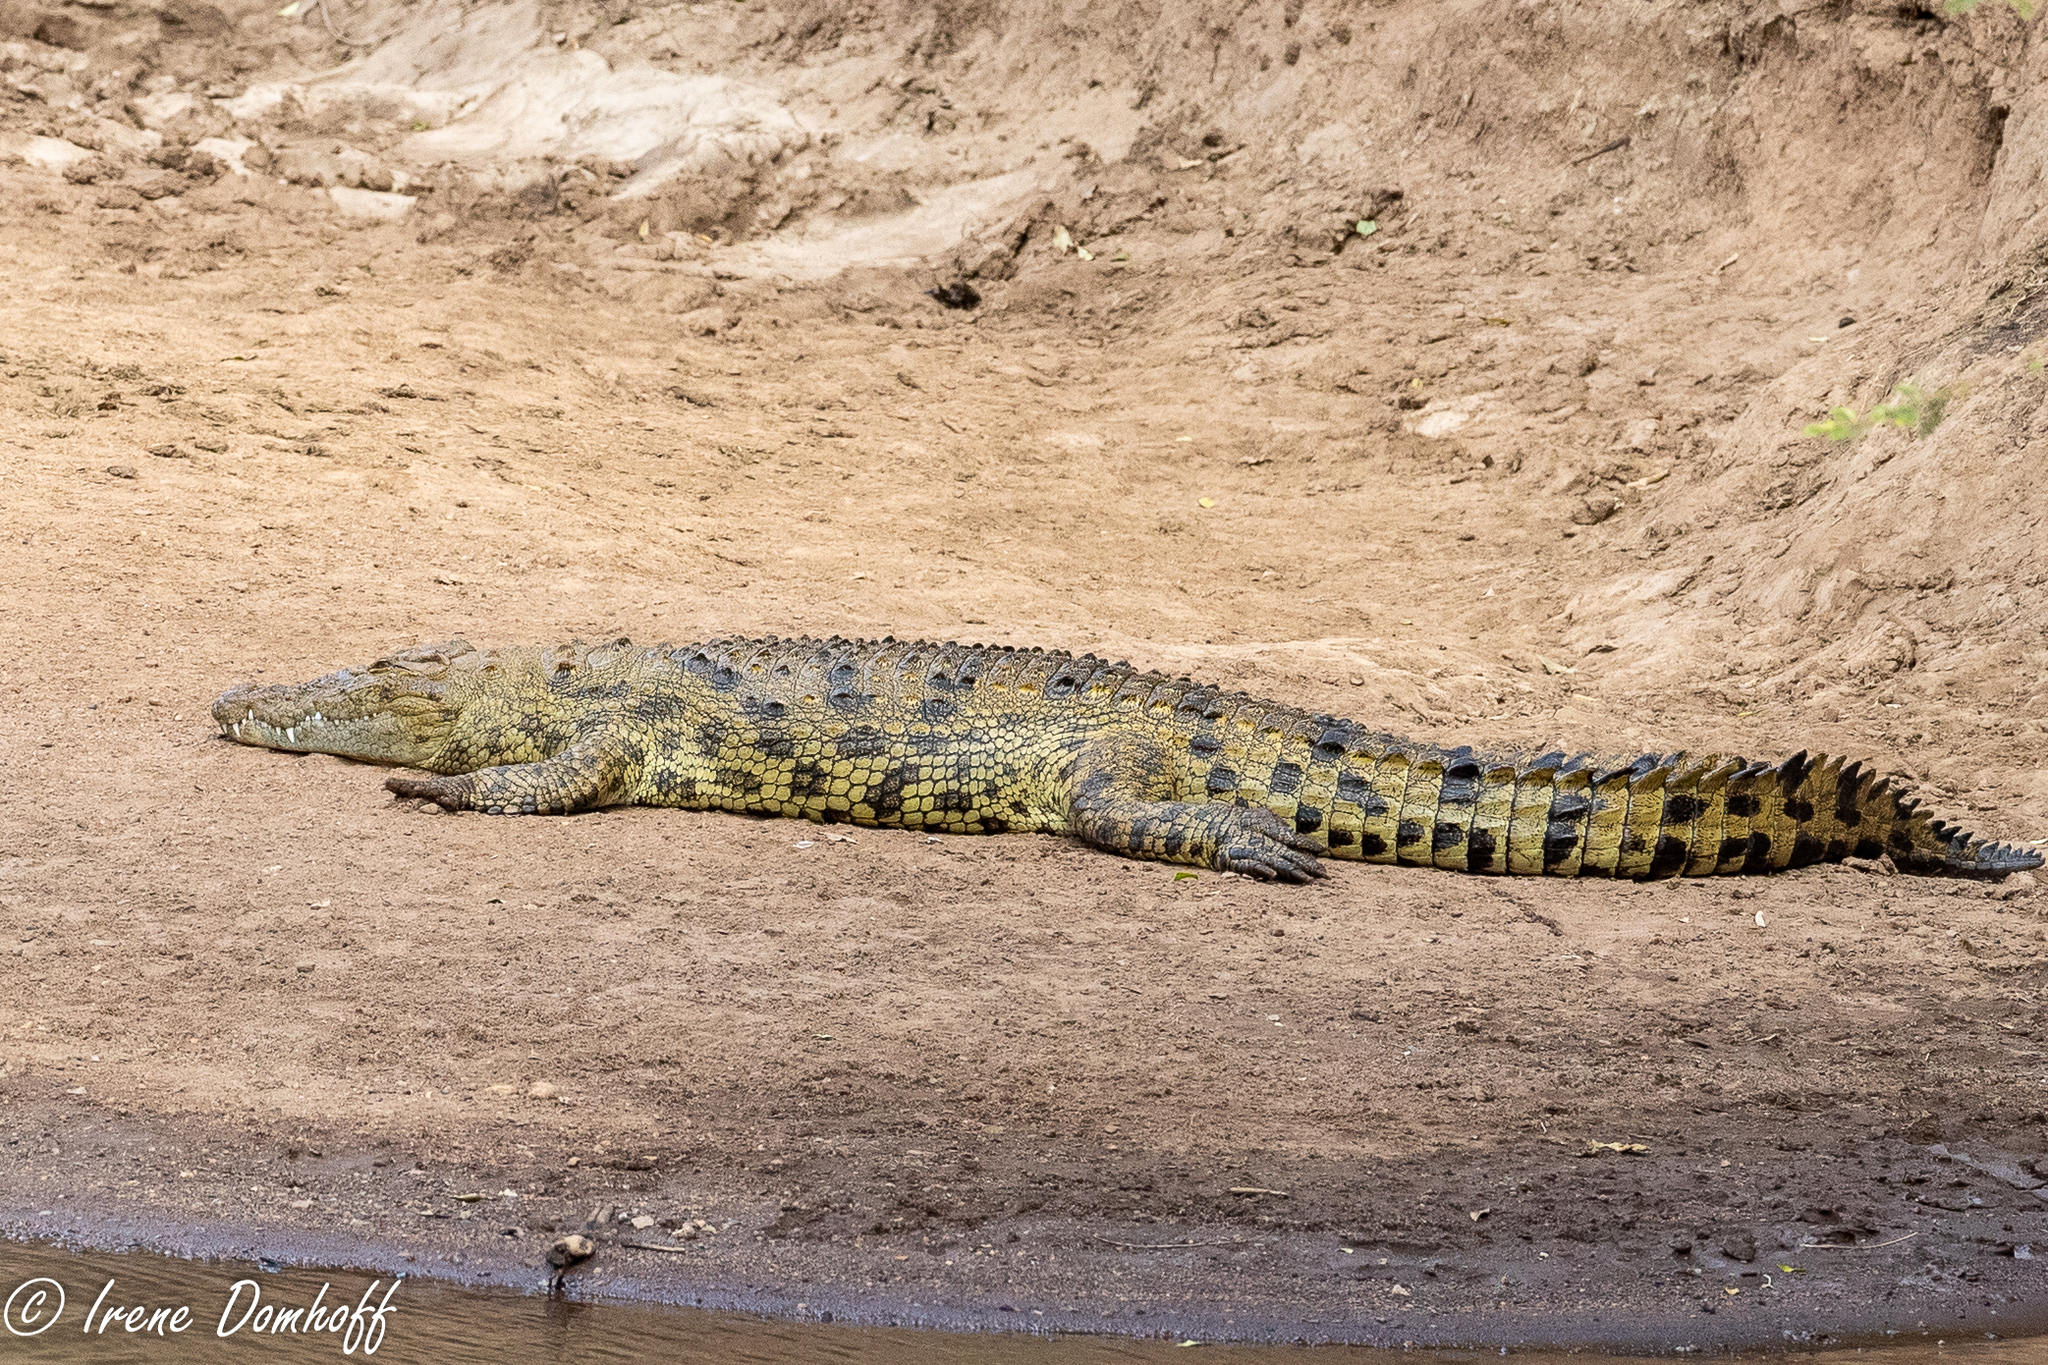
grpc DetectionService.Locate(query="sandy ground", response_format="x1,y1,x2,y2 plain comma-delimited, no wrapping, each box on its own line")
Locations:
4,0,2048,1349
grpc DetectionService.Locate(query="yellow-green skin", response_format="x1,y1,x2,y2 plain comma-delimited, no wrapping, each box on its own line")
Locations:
210,636,2042,882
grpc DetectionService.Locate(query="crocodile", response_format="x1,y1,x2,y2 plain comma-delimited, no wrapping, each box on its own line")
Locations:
209,636,2043,882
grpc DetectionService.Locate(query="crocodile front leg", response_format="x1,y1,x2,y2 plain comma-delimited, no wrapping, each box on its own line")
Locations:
1066,770,1327,882
385,735,638,815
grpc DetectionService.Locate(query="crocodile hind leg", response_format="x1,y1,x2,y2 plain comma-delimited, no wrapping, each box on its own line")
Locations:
1065,772,1326,882
385,737,637,815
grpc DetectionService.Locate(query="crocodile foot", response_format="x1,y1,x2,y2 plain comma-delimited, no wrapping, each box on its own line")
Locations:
1215,806,1327,883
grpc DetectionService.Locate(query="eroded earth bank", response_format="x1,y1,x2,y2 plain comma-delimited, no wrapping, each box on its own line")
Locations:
3,0,2048,1348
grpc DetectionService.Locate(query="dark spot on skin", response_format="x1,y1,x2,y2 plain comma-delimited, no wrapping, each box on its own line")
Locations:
1790,833,1827,866
1358,792,1390,818
1295,805,1323,834
1432,822,1466,852
710,666,741,692
868,769,904,816
1785,798,1815,823
1397,819,1426,847
1164,831,1186,858
828,688,859,711
1351,831,1380,855
1778,750,1813,791
1824,838,1847,861
1336,773,1368,803
837,726,890,759
981,817,1009,834
920,697,955,723
1314,728,1349,759
1438,769,1479,806
1205,767,1238,796
1465,828,1498,870
694,720,728,755
1270,762,1303,797
1619,828,1647,854
1855,836,1885,859
1835,797,1862,828
1649,835,1689,877
1663,794,1705,824
1549,793,1591,821
1742,832,1773,872
1725,793,1759,819
1542,832,1579,867
761,733,796,761
1719,835,1750,865
1191,735,1224,756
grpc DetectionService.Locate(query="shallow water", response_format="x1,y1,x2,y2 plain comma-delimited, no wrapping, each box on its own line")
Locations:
0,1240,2027,1364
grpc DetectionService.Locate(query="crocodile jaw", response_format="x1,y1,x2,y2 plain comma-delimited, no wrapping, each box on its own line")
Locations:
211,671,454,766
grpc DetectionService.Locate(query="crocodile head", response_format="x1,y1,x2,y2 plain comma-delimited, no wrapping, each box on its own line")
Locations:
210,641,477,767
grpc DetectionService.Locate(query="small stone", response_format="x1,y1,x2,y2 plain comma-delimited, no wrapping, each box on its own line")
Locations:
147,443,180,457
1572,493,1619,526
1719,1231,1757,1263
631,1213,656,1230
294,961,315,974
527,1081,559,1099
106,465,137,479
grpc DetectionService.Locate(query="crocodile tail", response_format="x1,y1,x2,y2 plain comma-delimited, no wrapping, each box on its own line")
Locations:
1329,745,2042,879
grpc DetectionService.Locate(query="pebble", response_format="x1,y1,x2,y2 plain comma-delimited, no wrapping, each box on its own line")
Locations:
106,464,137,479
1572,493,1618,526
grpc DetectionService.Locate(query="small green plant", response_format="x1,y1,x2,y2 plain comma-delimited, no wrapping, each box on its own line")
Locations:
1804,382,1953,441
1945,0,2037,17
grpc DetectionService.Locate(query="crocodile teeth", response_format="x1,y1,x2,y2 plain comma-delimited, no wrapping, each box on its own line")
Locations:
285,727,297,743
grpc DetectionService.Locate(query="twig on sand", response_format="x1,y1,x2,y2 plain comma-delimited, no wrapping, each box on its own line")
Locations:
622,1241,697,1254
1572,136,1631,166
1797,1232,1918,1251
1227,1186,1290,1197
1094,1236,1231,1250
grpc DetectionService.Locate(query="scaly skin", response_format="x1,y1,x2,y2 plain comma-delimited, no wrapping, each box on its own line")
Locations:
210,636,2044,882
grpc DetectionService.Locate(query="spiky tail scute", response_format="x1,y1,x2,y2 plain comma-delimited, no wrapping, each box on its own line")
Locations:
1328,746,2042,879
